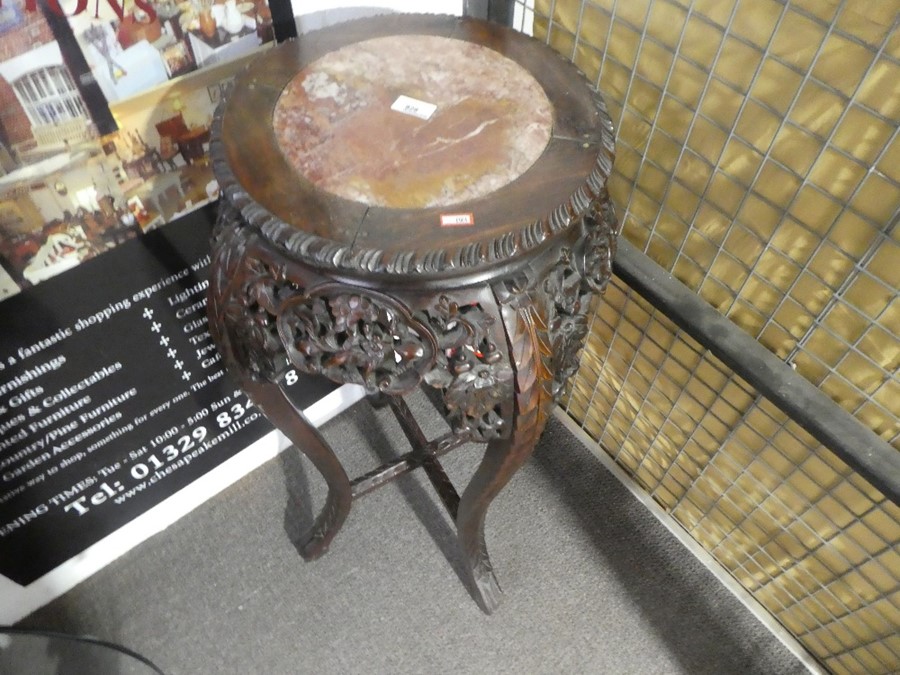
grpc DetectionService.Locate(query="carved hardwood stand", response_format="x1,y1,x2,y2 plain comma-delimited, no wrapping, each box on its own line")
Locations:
207,15,617,613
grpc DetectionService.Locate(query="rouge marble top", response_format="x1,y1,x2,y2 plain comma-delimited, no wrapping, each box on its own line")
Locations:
272,34,554,209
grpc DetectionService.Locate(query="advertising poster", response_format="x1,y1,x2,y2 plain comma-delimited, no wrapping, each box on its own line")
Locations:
0,1,375,623
0,204,364,624
0,0,276,301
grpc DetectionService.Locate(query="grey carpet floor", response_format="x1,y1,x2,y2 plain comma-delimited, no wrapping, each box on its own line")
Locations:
18,391,809,674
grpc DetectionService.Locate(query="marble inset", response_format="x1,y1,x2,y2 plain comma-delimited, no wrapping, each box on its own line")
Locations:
273,35,553,209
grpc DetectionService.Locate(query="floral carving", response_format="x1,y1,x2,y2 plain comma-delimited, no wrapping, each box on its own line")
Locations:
277,289,436,394
419,296,513,441
493,195,618,402
578,192,619,295
543,248,591,399
217,255,288,382
213,233,438,393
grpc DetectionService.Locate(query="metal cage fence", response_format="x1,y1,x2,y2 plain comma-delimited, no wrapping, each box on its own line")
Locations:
500,1,900,673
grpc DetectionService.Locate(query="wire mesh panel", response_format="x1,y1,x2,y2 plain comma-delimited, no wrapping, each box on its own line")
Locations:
509,1,900,673
566,281,899,673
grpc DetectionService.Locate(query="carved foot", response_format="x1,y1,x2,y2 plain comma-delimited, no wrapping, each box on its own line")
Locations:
457,437,531,614
296,489,346,560
243,378,352,561
473,572,503,615
460,530,503,614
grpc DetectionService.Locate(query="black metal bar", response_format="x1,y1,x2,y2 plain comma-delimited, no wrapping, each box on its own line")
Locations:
465,0,514,25
487,0,515,26
463,0,489,19
40,0,116,135
612,239,900,505
271,0,298,41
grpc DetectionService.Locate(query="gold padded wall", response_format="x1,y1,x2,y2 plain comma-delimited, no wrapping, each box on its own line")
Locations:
518,1,899,672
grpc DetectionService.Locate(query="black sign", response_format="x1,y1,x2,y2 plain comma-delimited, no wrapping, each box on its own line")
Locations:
0,207,333,585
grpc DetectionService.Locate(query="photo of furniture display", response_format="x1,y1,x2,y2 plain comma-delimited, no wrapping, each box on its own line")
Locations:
208,14,618,613
155,114,212,166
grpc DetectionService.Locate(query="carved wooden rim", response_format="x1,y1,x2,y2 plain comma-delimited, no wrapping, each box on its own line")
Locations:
210,14,616,278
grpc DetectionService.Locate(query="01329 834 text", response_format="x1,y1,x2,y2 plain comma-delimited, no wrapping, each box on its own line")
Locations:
62,399,259,516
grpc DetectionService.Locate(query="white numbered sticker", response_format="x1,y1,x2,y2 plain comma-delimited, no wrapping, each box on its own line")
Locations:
440,212,475,227
391,95,437,120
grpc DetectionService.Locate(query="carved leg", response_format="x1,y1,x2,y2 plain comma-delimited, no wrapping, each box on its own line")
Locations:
242,378,352,560
207,224,356,561
456,300,555,613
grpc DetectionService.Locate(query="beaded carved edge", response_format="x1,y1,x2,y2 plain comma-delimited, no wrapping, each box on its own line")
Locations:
209,16,616,277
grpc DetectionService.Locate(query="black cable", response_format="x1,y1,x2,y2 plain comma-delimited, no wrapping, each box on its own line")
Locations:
0,627,167,675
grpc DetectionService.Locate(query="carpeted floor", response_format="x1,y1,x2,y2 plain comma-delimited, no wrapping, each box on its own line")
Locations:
17,391,809,674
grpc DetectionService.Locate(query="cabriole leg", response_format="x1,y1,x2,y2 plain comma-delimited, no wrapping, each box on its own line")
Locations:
242,378,352,560
456,298,555,613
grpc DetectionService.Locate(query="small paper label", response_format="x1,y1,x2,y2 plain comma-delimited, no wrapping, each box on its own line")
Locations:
391,95,437,120
440,213,475,227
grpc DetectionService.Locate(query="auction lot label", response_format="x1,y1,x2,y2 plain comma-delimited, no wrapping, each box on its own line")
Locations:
0,208,332,585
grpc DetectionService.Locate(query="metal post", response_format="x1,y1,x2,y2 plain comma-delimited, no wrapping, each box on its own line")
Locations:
613,239,900,504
